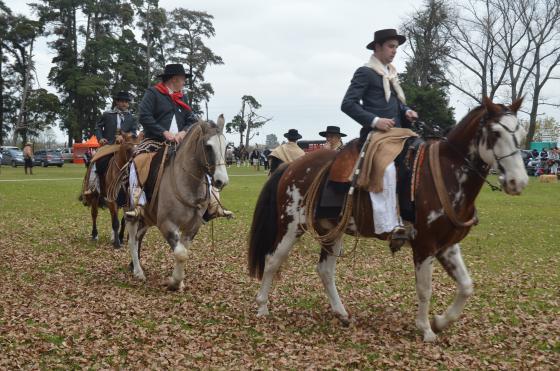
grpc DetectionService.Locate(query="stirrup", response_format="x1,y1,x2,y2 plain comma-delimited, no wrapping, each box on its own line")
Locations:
389,226,408,254
125,206,143,220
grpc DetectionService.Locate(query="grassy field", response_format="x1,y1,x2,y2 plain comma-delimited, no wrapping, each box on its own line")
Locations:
0,163,558,369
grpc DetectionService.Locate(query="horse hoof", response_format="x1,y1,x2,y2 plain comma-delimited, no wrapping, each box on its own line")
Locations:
133,271,146,281
166,277,184,292
256,306,269,317
337,315,351,327
112,242,121,249
423,330,438,342
128,262,134,272
431,315,446,333
91,235,98,241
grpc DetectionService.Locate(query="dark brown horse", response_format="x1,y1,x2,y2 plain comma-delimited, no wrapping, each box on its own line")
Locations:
80,137,136,247
248,97,528,342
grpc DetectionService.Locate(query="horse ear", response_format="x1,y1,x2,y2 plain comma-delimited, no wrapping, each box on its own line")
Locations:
509,97,524,113
217,114,225,133
482,96,501,116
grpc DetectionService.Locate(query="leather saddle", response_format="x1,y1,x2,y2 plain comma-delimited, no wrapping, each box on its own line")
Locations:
316,137,425,222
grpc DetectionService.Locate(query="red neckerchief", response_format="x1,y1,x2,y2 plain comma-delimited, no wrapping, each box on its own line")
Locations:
154,82,192,111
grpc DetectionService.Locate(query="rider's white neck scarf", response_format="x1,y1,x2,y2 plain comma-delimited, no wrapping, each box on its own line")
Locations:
365,54,406,104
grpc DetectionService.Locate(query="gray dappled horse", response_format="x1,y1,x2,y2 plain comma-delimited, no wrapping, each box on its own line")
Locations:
127,116,229,291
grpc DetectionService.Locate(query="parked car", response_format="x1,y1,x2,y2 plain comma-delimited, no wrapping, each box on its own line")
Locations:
1,148,25,167
57,147,74,163
33,149,64,167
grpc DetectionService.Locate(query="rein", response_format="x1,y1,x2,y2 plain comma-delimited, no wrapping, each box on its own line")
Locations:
429,142,479,228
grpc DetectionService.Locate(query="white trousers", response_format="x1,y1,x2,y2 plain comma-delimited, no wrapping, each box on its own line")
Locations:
369,162,401,234
129,162,147,206
88,163,100,192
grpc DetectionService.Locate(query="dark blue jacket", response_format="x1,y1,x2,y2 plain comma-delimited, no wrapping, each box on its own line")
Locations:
341,66,411,137
95,111,137,144
138,87,198,141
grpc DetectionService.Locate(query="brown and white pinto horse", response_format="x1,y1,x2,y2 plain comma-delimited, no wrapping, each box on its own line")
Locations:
248,97,528,342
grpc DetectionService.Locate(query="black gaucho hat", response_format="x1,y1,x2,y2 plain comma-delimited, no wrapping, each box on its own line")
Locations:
113,91,132,101
319,125,347,137
366,29,406,50
284,129,302,141
157,64,192,79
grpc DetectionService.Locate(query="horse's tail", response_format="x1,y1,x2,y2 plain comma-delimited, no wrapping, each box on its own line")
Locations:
248,164,288,280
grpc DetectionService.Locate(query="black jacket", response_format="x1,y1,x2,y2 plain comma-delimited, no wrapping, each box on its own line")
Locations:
138,86,198,141
341,66,411,137
95,111,138,144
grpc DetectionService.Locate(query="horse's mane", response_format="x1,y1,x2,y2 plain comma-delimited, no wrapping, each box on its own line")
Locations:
175,120,219,159
446,105,486,147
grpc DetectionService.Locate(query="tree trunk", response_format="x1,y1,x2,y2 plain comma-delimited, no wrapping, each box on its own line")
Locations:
239,101,245,147
13,38,33,145
0,46,3,146
146,3,151,88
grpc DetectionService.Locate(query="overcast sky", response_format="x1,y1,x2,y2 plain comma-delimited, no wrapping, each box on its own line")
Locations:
6,0,560,145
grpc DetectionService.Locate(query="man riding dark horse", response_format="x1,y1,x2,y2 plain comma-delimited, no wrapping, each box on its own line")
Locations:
125,63,231,221
84,91,138,196
341,28,419,251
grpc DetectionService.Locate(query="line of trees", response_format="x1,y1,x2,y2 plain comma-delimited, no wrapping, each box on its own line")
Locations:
0,0,223,147
400,0,560,145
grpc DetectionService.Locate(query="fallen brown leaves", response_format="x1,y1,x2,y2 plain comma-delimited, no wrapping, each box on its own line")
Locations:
0,180,559,369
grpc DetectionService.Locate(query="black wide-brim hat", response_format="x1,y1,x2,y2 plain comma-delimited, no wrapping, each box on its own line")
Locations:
113,91,132,101
366,28,406,50
284,129,302,140
157,63,192,78
319,125,347,137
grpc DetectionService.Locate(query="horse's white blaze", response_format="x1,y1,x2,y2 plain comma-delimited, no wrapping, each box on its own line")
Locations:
479,114,528,195
255,185,303,317
427,209,444,225
317,239,348,321
207,133,229,188
415,257,437,342
434,244,473,331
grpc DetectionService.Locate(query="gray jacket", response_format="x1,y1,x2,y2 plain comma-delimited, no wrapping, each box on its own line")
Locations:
138,86,198,141
95,110,138,144
341,66,411,137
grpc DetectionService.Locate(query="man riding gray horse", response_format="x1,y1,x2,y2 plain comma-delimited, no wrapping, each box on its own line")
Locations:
125,63,231,221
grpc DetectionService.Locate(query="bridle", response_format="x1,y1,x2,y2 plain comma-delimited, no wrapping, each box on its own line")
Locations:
416,108,522,192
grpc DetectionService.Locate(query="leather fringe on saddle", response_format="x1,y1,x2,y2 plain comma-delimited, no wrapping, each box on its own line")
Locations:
302,131,375,245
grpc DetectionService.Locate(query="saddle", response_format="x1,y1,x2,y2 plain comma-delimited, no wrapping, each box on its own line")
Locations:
134,146,170,203
91,144,121,163
317,134,426,223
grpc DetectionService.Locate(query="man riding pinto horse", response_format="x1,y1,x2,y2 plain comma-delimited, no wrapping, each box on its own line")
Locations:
125,63,232,221
341,28,419,252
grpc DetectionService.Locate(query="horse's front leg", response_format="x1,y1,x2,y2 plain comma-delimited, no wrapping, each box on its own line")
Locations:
317,238,350,325
127,219,145,281
90,197,99,241
163,225,190,292
109,202,121,248
414,255,437,342
433,244,473,332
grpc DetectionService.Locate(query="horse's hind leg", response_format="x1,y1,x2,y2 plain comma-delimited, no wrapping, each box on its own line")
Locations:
433,244,473,332
127,220,145,281
414,254,437,342
317,238,350,325
118,215,126,245
256,226,298,316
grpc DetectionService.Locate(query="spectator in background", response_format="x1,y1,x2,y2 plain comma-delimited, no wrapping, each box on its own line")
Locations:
531,148,539,159
250,147,261,171
23,142,33,175
549,147,559,174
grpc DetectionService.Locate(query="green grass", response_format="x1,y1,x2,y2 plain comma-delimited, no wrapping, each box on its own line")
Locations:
0,163,559,368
